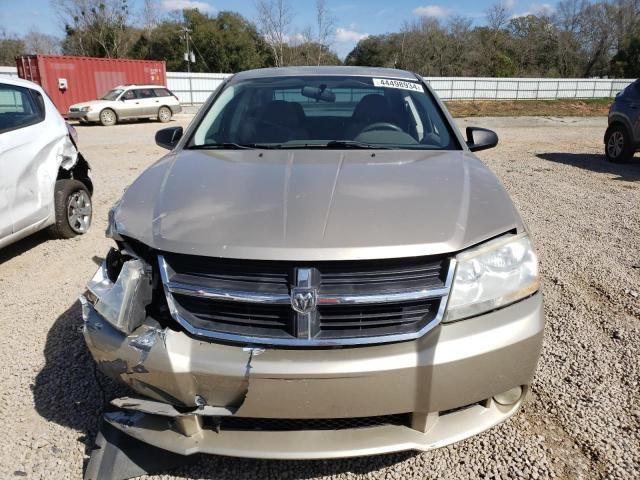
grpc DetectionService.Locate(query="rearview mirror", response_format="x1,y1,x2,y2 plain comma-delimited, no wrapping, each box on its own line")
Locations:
301,86,336,102
155,126,183,150
466,127,498,152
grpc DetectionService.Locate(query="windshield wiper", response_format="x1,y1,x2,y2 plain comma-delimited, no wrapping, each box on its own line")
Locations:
189,141,393,150
324,140,392,149
188,142,277,150
273,140,392,150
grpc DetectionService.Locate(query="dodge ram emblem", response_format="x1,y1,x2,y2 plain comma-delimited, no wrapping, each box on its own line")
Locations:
291,287,317,314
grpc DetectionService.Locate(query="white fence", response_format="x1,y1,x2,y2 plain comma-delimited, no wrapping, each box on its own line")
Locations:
424,76,635,100
167,73,634,104
1,65,634,103
167,71,230,104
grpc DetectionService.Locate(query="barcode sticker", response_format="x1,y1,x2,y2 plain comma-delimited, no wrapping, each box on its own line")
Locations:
373,78,423,92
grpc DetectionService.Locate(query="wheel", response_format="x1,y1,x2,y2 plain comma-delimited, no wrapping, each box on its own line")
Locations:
605,124,634,163
158,106,172,123
49,179,92,239
99,108,117,126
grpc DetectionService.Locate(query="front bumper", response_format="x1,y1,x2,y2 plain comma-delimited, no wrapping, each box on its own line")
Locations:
83,292,544,459
68,111,100,122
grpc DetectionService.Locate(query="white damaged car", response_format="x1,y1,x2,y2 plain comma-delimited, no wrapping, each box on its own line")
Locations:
0,77,93,249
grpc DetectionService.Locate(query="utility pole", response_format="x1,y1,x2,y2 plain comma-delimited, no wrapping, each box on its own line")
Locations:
181,27,195,73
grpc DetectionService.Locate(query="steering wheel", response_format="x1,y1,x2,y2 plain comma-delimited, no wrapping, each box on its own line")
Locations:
359,122,403,134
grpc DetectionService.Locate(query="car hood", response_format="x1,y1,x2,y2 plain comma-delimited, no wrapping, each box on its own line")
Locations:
114,149,523,261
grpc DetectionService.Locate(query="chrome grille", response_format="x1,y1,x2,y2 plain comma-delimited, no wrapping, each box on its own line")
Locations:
318,258,445,294
318,299,439,338
173,294,293,338
160,253,455,346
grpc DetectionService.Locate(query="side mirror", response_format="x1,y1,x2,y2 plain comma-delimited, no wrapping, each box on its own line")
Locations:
155,126,183,150
466,127,498,152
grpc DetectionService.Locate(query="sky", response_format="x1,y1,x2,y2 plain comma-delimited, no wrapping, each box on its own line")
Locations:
0,0,559,58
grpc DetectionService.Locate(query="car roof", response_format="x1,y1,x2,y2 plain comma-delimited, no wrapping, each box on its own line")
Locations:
0,75,45,91
115,84,167,90
233,66,419,82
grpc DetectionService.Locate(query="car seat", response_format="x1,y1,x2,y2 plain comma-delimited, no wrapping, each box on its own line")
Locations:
346,94,392,139
251,100,308,144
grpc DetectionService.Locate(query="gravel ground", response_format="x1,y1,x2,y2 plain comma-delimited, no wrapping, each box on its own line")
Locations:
0,115,638,479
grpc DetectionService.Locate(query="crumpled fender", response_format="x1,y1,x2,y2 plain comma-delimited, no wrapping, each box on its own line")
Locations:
55,133,93,194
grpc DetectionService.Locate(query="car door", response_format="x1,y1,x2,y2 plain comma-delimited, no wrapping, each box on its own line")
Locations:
117,89,142,118
136,88,159,117
0,83,50,237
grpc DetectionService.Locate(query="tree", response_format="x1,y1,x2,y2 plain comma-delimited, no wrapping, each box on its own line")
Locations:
553,1,588,76
508,15,559,76
491,51,518,77
129,21,183,70
555,0,588,34
23,31,62,55
23,0,638,77
285,41,341,66
609,0,640,51
345,35,399,67
191,10,272,72
475,1,518,76
486,0,512,31
140,0,161,36
313,0,336,65
575,2,616,77
130,9,272,72
445,16,476,75
400,17,450,75
255,0,293,67
610,35,640,77
54,0,134,57
0,31,25,66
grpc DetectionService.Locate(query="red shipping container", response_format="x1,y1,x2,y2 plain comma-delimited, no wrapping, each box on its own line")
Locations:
16,55,167,116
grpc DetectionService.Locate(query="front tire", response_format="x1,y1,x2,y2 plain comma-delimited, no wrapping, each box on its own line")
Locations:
605,124,634,163
49,180,92,239
99,108,117,126
158,106,172,123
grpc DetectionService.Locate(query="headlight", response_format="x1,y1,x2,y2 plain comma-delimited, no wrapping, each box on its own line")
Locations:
80,106,91,112
86,254,152,334
444,233,539,322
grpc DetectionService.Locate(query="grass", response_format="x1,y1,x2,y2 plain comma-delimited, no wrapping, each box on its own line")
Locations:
444,98,612,117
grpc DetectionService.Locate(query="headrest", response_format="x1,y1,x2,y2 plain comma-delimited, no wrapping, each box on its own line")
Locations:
352,94,390,122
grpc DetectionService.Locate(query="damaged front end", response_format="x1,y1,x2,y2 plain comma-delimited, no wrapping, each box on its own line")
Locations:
81,230,258,445
80,206,542,463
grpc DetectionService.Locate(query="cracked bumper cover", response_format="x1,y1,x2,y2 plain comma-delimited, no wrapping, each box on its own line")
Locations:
82,291,544,459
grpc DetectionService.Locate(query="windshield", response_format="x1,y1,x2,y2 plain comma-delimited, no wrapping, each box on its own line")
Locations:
101,89,124,101
189,75,460,150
